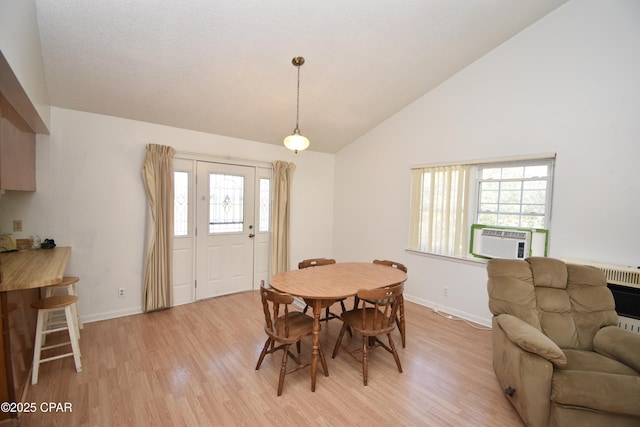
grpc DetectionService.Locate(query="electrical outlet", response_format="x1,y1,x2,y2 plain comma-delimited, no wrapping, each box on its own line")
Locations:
443,286,448,297
118,288,125,298
13,220,22,232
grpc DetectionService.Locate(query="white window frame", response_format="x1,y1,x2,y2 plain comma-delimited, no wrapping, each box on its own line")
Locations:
409,154,555,260
473,159,554,229
174,169,192,238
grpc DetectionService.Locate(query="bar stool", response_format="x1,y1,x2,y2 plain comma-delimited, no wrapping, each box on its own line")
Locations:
43,276,83,337
31,295,82,385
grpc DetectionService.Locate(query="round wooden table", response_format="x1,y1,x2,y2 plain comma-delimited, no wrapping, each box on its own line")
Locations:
270,262,407,391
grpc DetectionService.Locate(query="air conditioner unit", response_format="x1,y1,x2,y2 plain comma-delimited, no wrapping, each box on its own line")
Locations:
474,228,531,259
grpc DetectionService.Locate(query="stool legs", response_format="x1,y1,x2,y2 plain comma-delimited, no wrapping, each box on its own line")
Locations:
31,309,47,385
71,283,83,330
66,304,82,372
31,300,82,385
44,281,83,336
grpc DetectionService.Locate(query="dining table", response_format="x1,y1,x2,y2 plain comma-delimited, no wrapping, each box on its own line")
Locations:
269,262,407,391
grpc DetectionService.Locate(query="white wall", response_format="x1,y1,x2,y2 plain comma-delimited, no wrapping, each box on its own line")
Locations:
0,107,334,322
333,0,640,325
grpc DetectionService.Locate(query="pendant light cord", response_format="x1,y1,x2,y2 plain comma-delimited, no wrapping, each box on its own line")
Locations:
295,64,301,131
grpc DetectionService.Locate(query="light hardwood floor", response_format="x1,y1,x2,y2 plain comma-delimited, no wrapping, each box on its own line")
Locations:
19,291,523,426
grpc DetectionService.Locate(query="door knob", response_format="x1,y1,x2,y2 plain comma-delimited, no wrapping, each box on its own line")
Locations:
249,233,255,238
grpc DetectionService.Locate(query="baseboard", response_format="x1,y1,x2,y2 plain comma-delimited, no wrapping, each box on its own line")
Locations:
79,295,492,328
404,295,492,328
81,307,143,324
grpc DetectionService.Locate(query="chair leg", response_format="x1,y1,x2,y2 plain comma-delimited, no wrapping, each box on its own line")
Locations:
362,336,369,386
277,344,291,396
387,333,402,373
332,324,348,358
255,337,272,370
318,342,329,377
398,296,406,348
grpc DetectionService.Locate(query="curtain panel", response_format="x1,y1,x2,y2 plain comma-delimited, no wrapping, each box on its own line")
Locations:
409,164,471,257
141,144,176,312
271,161,295,274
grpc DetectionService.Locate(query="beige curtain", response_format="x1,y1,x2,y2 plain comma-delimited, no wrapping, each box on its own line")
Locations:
141,144,176,312
271,161,295,274
409,164,471,257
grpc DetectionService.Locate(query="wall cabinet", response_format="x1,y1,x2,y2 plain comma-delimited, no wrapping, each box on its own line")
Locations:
0,93,36,191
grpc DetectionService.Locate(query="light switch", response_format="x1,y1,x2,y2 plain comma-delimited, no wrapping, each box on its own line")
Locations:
13,220,22,232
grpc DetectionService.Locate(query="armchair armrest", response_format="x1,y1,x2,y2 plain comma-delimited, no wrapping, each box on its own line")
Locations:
593,325,640,372
496,314,567,367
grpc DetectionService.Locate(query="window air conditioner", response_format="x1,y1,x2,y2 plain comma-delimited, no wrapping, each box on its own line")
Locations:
475,228,531,259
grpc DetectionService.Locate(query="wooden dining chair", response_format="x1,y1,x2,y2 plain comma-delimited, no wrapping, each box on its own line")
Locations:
298,258,347,323
255,281,328,396
352,260,408,347
332,282,404,386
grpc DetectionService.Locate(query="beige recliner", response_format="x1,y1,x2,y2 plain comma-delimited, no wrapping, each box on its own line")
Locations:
487,257,640,427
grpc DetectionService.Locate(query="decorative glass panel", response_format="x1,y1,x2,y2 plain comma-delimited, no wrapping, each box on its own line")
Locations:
174,171,189,236
259,178,270,232
209,173,244,233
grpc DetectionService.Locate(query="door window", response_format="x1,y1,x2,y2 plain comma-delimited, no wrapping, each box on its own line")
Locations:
208,173,245,233
174,171,190,237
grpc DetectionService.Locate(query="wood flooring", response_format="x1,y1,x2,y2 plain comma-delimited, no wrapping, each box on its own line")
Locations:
17,291,523,426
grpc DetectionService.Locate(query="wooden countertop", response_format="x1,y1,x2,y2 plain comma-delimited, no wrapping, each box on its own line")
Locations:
0,247,71,291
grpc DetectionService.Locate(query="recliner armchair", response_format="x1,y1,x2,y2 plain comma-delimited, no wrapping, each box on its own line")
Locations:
487,257,640,427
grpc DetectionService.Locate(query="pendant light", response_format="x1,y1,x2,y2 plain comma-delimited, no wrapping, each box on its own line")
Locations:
283,56,310,153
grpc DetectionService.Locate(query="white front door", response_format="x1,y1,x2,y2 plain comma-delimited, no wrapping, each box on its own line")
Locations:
195,161,256,299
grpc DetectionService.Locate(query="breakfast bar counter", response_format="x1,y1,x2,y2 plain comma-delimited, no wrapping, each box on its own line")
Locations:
0,246,71,291
0,246,72,420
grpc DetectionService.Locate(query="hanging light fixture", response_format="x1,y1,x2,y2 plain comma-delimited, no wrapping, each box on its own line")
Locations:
283,56,310,153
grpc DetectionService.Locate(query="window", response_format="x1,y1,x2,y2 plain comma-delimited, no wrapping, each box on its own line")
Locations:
174,171,189,237
259,178,271,232
208,173,245,233
409,156,554,258
476,161,552,229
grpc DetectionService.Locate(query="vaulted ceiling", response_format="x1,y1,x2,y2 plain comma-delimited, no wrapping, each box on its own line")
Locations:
35,0,569,153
